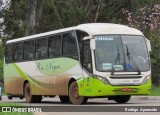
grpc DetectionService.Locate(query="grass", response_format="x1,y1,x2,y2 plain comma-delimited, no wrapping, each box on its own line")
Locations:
150,85,160,96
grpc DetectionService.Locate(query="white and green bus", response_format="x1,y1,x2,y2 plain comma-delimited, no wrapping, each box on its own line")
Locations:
4,23,151,104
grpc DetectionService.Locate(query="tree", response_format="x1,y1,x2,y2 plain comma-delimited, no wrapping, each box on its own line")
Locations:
25,0,37,36
1,0,26,41
25,0,45,36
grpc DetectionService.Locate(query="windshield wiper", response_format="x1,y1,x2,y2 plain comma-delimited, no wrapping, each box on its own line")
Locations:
116,45,120,64
126,45,141,75
111,45,120,75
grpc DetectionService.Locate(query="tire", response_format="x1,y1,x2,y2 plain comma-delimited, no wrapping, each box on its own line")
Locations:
24,82,36,103
114,95,131,103
59,96,69,103
20,96,23,100
69,81,88,105
8,96,12,100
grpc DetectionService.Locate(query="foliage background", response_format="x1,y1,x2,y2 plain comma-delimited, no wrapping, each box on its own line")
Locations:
0,0,160,88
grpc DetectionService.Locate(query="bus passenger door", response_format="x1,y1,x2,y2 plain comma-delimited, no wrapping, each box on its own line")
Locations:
82,41,93,96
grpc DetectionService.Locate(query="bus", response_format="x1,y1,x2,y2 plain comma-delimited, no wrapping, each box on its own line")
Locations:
4,23,151,105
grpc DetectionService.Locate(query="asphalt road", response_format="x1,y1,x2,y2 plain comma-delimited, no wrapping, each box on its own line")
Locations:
1,96,160,105
1,96,160,114
1,96,160,106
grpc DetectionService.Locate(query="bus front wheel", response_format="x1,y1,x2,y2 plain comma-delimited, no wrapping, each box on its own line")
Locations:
69,81,88,105
114,95,131,103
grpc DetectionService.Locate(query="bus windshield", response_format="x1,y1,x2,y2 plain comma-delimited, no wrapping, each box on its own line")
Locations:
94,35,150,72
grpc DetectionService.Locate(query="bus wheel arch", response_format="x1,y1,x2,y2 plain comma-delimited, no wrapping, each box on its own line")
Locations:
23,80,29,95
68,78,76,89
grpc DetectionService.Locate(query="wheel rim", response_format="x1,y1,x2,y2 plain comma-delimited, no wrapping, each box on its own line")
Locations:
69,81,86,104
72,86,79,99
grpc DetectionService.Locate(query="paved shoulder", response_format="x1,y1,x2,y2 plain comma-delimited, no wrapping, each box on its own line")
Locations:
131,96,160,100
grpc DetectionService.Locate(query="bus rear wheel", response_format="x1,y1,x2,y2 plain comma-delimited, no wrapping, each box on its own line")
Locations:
69,81,88,105
114,95,131,103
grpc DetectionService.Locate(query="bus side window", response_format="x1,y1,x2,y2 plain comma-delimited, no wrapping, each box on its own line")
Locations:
5,44,13,63
13,42,23,62
48,35,61,58
24,40,35,60
62,31,78,60
35,38,48,59
83,42,92,73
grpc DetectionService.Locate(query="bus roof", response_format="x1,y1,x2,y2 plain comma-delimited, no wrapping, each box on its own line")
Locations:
7,23,144,44
76,23,144,36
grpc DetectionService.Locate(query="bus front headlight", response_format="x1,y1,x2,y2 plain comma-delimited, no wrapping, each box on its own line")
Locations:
142,75,151,84
95,75,110,85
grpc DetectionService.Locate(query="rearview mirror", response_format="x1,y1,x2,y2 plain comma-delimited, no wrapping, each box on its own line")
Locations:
90,39,95,50
146,38,151,52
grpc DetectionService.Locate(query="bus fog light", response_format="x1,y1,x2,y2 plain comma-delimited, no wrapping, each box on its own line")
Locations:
103,78,110,84
142,75,151,84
